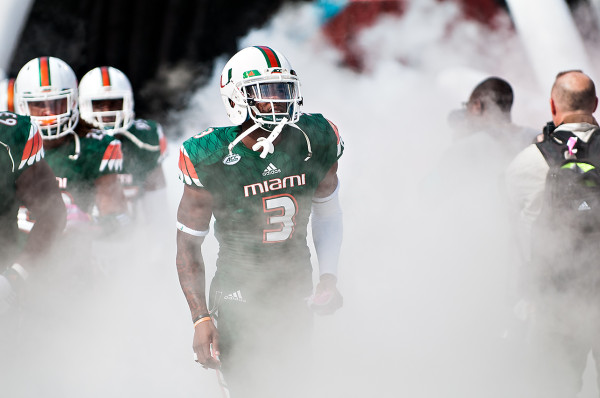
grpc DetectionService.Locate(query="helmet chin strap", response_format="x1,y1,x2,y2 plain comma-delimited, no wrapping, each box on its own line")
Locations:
67,131,81,160
252,117,287,158
227,121,262,155
227,117,288,159
227,117,314,161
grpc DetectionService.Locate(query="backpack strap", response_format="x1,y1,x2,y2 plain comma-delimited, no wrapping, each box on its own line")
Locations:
536,126,600,167
585,127,600,162
536,129,577,167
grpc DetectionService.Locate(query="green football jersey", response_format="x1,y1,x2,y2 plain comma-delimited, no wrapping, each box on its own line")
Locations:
115,119,166,199
179,113,343,274
0,112,44,261
43,130,123,214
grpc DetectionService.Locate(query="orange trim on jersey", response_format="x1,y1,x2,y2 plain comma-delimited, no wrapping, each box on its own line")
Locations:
326,119,341,145
178,148,200,181
101,67,111,86
100,141,124,172
7,78,15,112
102,141,123,161
159,134,167,155
19,125,44,169
21,127,43,162
39,57,50,87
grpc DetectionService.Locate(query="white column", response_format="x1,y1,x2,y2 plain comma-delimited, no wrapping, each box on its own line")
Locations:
0,0,35,72
505,0,596,91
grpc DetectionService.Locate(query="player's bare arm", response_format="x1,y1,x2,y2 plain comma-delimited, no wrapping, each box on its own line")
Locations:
95,173,127,216
315,161,339,198
15,159,66,268
176,184,220,369
143,164,167,191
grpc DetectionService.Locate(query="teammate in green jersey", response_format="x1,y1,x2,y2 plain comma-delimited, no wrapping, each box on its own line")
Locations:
0,112,66,313
14,57,127,233
13,57,128,285
78,66,167,222
176,46,344,397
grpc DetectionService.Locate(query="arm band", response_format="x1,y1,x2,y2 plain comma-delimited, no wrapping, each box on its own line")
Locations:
311,181,343,277
176,221,209,237
10,263,29,281
193,313,212,328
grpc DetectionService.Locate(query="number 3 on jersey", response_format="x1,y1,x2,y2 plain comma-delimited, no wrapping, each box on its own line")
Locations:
263,194,298,243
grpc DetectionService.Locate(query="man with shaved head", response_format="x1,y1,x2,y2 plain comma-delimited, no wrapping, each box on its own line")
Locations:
506,70,600,397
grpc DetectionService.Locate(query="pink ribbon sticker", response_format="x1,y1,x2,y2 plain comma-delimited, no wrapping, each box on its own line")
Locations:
567,136,578,156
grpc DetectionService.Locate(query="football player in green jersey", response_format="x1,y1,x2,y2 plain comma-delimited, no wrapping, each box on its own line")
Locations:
14,57,128,234
0,112,66,313
13,57,128,287
78,66,167,222
176,46,344,397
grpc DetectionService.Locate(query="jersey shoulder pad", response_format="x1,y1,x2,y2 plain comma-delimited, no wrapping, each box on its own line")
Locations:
128,119,159,141
296,113,344,160
123,118,167,157
130,118,155,133
0,113,44,171
81,130,124,173
178,126,232,187
182,126,232,165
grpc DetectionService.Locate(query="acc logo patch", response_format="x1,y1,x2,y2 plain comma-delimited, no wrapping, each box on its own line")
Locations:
223,153,241,165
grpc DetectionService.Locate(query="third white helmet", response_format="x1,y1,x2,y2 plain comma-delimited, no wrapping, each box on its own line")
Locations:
79,66,134,134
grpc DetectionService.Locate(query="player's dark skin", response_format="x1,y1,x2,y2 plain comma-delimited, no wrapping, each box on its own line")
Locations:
91,98,124,124
176,114,340,368
12,159,66,272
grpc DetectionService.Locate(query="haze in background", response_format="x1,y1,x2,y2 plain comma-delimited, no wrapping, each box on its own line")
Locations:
3,0,600,397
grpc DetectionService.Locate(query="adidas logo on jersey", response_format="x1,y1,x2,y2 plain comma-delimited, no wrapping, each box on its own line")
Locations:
223,290,246,302
579,201,592,211
262,163,281,176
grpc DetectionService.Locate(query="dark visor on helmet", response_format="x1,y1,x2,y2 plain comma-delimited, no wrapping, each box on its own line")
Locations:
26,98,68,117
245,82,296,101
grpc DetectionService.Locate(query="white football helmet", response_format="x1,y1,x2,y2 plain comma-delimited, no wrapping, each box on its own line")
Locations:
220,46,302,127
14,56,79,139
79,66,134,133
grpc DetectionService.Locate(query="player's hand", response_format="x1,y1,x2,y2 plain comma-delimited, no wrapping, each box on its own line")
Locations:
309,273,343,316
193,319,221,369
0,274,17,315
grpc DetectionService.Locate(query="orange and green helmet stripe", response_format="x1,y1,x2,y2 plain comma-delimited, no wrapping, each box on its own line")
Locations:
38,57,51,87
100,66,111,86
254,46,281,68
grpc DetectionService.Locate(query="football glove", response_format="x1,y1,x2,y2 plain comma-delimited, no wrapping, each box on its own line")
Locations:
308,285,343,316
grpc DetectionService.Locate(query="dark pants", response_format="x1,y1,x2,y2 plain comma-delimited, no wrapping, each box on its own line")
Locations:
210,268,314,398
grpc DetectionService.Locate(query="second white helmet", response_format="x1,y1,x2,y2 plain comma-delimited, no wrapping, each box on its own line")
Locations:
79,66,134,133
15,56,79,139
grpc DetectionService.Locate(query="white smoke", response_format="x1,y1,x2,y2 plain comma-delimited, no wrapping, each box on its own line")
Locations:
4,0,600,397
170,1,545,397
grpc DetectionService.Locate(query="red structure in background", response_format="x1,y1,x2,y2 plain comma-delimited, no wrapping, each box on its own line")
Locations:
322,0,505,70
